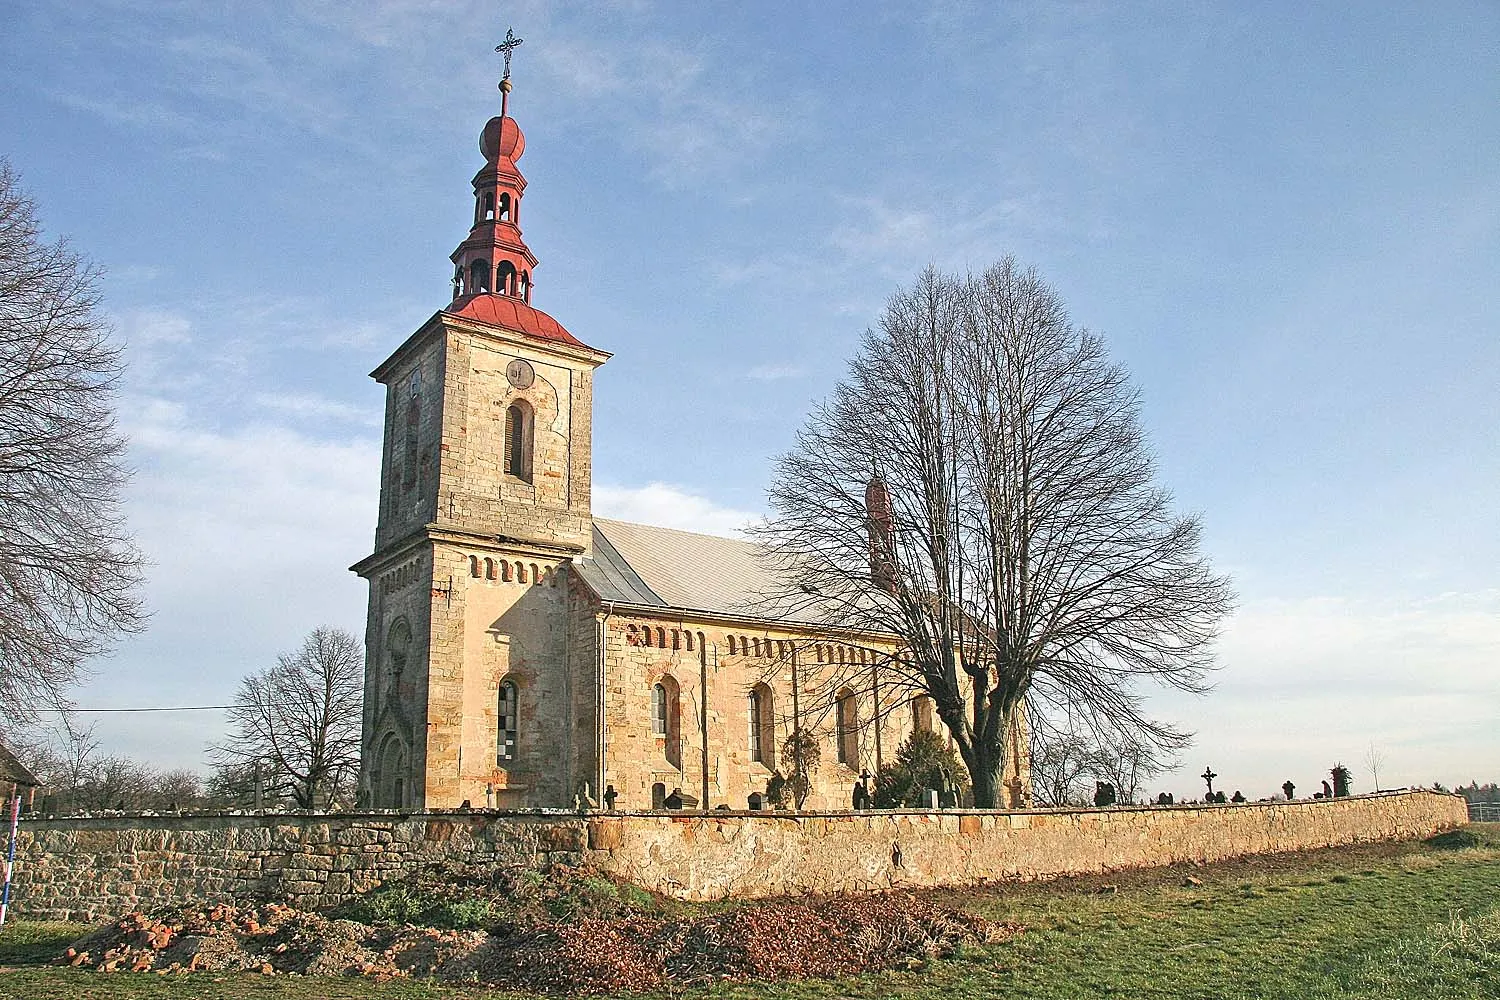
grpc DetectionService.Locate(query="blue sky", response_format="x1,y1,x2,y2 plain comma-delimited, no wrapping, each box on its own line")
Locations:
2,2,1496,799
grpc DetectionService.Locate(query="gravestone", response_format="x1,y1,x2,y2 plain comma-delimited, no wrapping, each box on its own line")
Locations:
663,788,698,811
852,782,868,811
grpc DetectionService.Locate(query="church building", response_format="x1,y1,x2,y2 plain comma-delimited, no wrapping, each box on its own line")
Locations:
350,53,1030,812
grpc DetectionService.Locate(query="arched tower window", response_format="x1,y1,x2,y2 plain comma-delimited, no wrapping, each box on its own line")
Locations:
651,682,668,736
469,258,490,293
652,676,681,768
748,683,775,766
498,192,512,221
504,400,532,483
519,271,530,302
481,191,495,221
497,260,518,297
497,680,518,763
836,688,859,767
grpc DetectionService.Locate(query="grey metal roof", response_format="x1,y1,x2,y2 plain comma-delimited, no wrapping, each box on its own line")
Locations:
576,518,824,624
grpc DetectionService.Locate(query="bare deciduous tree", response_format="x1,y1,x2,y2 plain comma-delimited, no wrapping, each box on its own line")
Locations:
1364,742,1387,792
1027,732,1095,808
212,627,363,810
756,260,1233,807
1086,731,1175,806
20,722,206,813
0,160,145,733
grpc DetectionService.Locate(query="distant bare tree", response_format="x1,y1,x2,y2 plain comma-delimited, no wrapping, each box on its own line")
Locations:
1028,732,1094,807
11,718,99,809
72,755,156,812
756,260,1233,806
1364,742,1387,792
0,160,145,733
150,768,203,809
204,760,287,810
22,723,206,813
212,627,362,810
1085,730,1175,806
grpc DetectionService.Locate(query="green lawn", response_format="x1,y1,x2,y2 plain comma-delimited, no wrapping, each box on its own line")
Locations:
0,826,1495,1000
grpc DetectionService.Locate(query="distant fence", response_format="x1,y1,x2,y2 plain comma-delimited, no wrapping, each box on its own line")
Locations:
1468,802,1500,822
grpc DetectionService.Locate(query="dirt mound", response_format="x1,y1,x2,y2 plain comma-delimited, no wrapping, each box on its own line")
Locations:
61,888,1017,991
1426,828,1485,850
656,894,996,983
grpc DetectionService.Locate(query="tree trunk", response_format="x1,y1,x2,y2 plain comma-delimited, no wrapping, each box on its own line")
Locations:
967,745,1005,808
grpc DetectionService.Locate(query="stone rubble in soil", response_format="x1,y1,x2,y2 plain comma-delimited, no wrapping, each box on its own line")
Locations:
59,895,1020,992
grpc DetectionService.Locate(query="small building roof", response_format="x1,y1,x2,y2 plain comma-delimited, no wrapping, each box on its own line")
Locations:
578,518,827,626
0,741,41,788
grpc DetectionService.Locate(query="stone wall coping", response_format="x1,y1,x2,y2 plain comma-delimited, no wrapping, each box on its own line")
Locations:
16,788,1459,829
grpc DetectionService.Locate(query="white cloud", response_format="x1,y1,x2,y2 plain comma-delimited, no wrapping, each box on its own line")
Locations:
825,192,1052,279
533,31,790,185
829,199,938,260
119,308,193,346
48,91,197,132
162,34,348,138
594,482,756,538
1148,590,1500,798
108,264,164,285
252,391,383,427
745,364,806,381
74,397,380,769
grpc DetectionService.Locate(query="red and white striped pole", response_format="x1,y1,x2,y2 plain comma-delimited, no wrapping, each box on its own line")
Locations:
0,793,20,926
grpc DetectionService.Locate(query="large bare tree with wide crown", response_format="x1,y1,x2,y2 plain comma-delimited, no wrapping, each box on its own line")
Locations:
754,259,1233,808
0,160,145,735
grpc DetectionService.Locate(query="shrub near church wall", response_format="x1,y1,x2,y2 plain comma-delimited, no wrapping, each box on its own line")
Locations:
8,790,1467,919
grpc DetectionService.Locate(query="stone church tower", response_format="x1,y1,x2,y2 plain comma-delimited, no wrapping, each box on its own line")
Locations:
351,72,609,809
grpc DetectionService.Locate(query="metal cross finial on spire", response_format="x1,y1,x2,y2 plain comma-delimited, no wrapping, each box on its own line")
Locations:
496,27,523,84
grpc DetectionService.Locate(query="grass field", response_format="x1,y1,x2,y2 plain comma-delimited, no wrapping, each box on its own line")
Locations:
0,825,1495,999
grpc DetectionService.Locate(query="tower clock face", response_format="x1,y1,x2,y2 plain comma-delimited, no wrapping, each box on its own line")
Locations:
506,358,535,389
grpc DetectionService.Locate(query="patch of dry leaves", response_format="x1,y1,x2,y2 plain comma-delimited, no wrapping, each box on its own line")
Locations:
60,892,1020,992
